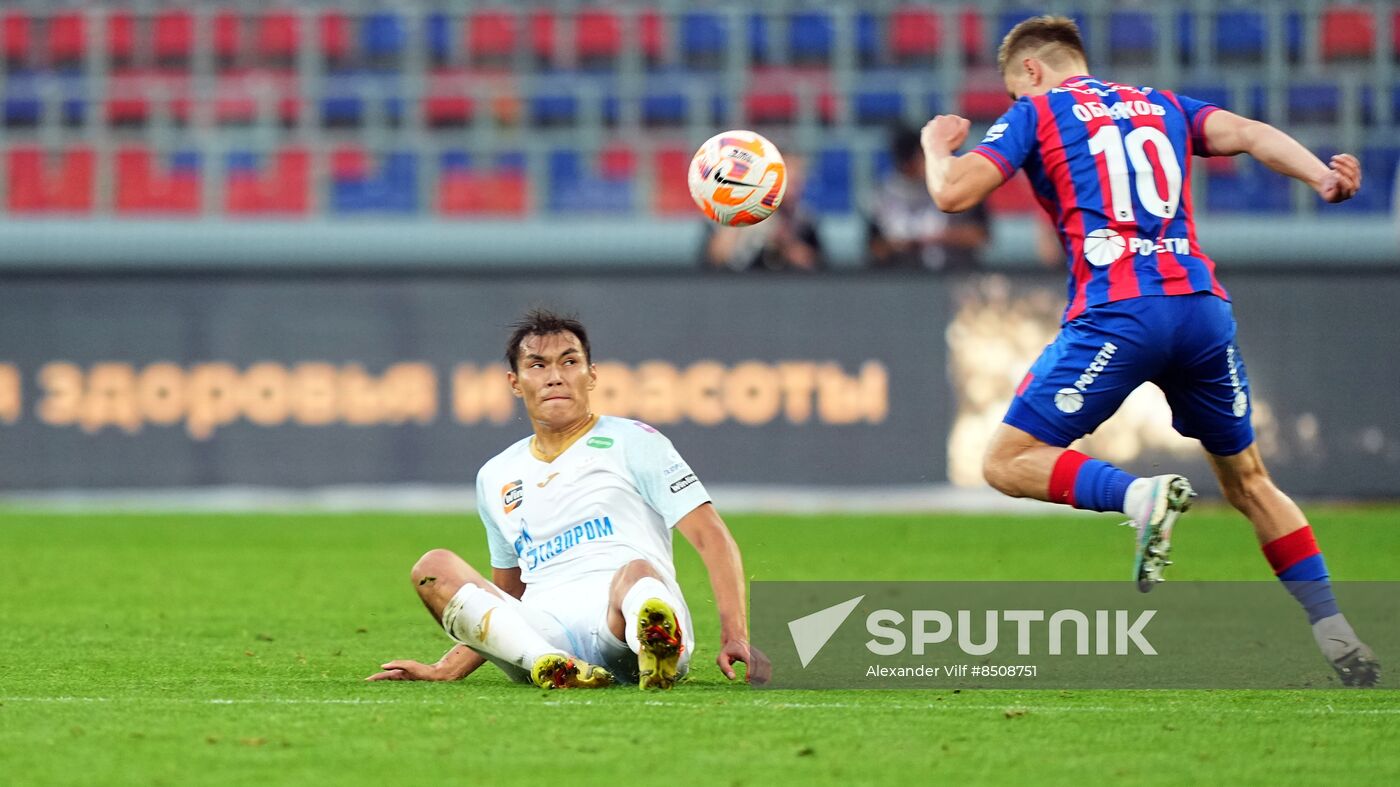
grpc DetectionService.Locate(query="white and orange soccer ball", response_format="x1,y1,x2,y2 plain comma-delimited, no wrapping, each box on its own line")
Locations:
687,130,787,226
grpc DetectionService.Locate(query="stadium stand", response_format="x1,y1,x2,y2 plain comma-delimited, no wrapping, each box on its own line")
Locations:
0,1,1395,220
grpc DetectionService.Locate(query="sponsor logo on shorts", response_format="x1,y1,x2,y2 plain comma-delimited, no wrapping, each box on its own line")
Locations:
670,473,699,494
587,436,614,449
1055,388,1085,414
1053,341,1117,413
1226,345,1247,417
502,480,523,514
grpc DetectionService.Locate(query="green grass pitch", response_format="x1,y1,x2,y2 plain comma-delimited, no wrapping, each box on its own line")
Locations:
3,506,1399,785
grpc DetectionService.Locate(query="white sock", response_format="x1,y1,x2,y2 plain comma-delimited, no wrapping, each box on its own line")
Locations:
621,576,682,655
442,583,564,670
1123,477,1155,525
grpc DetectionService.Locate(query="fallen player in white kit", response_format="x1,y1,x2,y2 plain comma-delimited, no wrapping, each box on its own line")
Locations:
367,309,762,689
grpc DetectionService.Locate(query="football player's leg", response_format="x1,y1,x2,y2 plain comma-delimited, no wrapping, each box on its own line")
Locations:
1205,446,1378,686
606,559,691,689
991,314,1160,516
410,549,606,687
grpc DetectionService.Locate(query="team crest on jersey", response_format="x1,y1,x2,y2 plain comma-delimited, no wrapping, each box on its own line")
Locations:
502,480,523,514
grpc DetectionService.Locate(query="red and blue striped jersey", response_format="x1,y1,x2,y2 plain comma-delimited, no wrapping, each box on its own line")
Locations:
972,75,1228,322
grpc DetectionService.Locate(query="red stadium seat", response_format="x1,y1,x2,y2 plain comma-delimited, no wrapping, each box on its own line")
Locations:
6,146,95,213
107,97,150,126
330,145,369,180
255,10,300,67
47,12,86,65
746,91,798,123
225,148,309,215
960,88,1011,121
576,9,622,61
468,10,516,63
959,8,986,64
107,10,137,68
640,11,665,63
889,7,941,62
652,147,694,215
530,10,557,63
153,10,195,67
320,11,352,65
115,147,201,214
3,12,31,67
1320,6,1375,61
598,145,635,179
213,10,243,68
424,95,475,127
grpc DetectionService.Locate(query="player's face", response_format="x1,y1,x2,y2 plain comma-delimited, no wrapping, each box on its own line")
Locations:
509,332,596,427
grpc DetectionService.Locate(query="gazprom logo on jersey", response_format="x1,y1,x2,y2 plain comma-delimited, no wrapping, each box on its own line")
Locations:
1055,341,1118,414
514,516,616,570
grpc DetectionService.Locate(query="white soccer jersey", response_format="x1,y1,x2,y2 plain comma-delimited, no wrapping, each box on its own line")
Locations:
475,416,711,594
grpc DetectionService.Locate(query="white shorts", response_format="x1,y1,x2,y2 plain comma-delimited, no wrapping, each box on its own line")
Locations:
495,569,694,685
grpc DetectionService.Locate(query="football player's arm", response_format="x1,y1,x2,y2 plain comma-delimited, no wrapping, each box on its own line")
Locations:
1201,109,1360,203
922,114,1007,213
675,503,768,683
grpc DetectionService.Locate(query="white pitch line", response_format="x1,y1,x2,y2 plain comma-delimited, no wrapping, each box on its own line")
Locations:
3,695,1398,715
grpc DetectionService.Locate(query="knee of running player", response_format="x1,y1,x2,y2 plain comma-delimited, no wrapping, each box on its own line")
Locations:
982,436,1041,498
1217,455,1279,516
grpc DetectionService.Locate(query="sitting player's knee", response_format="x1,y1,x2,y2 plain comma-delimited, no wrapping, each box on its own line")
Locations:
411,548,459,585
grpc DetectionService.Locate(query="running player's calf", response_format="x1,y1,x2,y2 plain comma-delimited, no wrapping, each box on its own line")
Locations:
984,425,1193,591
1212,449,1380,687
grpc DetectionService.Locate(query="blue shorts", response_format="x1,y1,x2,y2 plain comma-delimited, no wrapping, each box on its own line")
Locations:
1004,293,1254,457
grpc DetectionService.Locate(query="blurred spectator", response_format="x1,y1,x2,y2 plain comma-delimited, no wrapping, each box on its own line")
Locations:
701,156,825,272
866,126,990,271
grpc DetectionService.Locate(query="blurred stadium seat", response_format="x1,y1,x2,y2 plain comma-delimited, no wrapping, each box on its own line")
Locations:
0,2,1392,220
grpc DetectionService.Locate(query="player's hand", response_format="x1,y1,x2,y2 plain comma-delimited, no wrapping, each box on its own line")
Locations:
365,659,443,681
717,638,771,685
1317,153,1361,203
922,115,972,155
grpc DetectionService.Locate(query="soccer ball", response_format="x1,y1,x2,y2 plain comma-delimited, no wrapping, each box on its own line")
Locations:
687,130,788,226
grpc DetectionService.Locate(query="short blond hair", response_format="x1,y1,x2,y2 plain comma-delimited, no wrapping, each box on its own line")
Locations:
997,15,1087,74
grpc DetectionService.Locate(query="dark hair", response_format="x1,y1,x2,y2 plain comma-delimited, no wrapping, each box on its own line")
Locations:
504,308,591,372
997,15,1087,74
891,125,924,166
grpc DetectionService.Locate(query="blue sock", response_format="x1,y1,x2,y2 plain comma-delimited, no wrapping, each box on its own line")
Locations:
1071,459,1137,513
1277,553,1340,625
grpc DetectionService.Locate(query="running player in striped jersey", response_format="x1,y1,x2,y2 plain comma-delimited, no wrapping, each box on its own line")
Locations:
922,16,1376,686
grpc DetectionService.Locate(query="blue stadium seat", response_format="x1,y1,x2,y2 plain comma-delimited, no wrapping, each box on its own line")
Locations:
4,96,40,126
789,12,833,64
856,13,880,66
531,93,578,126
748,13,770,64
853,90,903,125
804,147,852,213
331,151,417,213
1109,11,1156,64
425,12,452,65
322,94,364,127
1215,11,1303,62
1206,159,1291,213
547,149,633,213
1287,84,1340,125
680,12,726,68
641,92,688,125
362,12,407,64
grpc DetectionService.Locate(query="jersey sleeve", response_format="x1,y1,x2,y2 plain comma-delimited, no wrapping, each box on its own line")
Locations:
1171,91,1222,156
622,422,712,528
475,469,519,570
970,98,1038,182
